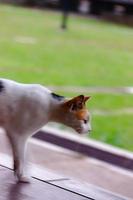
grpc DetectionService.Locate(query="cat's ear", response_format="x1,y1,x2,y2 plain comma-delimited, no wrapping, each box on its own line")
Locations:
65,95,85,111
84,96,91,102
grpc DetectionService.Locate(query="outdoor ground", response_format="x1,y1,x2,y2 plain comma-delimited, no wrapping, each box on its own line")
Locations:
0,4,133,151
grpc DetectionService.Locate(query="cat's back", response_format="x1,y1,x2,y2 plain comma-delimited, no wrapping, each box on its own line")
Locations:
0,78,51,104
0,78,18,100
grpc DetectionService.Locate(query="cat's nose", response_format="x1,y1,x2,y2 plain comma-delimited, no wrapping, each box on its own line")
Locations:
88,128,92,133
88,124,92,133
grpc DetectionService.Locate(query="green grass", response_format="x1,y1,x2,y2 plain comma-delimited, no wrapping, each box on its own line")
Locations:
0,5,133,86
92,115,133,151
0,4,133,151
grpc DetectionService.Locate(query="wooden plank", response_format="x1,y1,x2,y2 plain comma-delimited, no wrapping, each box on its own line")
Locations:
0,152,67,182
0,153,93,199
0,165,91,200
49,179,128,200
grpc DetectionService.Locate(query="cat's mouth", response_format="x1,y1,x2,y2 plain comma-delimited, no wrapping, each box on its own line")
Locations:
75,128,89,135
75,128,84,134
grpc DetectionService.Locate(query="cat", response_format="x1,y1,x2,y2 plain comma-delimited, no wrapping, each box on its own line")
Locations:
0,78,91,182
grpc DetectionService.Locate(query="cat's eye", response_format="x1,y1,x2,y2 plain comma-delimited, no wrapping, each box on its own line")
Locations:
83,119,88,124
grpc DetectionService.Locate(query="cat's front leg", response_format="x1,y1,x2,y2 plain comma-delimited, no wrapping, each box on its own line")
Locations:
14,157,31,183
7,132,31,183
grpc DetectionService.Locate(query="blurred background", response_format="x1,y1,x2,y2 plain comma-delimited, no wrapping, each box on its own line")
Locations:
0,0,133,153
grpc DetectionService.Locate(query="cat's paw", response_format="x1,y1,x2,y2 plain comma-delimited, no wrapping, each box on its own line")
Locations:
17,175,31,183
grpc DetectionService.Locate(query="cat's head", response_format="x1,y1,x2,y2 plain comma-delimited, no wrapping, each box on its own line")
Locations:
62,95,92,135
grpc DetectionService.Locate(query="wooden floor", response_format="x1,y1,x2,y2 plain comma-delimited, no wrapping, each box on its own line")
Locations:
0,165,90,200
0,130,131,200
0,161,128,200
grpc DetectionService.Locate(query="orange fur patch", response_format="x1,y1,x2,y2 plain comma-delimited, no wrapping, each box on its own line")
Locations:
75,109,88,120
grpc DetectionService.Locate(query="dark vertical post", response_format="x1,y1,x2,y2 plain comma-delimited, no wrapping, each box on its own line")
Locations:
89,0,102,15
60,0,71,30
125,5,133,15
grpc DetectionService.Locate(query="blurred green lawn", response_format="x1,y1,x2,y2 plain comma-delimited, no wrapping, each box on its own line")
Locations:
0,5,133,151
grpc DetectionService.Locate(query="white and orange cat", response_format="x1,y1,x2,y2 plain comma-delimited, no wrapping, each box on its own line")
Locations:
0,79,91,182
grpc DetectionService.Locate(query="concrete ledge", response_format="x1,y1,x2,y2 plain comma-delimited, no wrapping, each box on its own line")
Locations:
34,126,133,171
